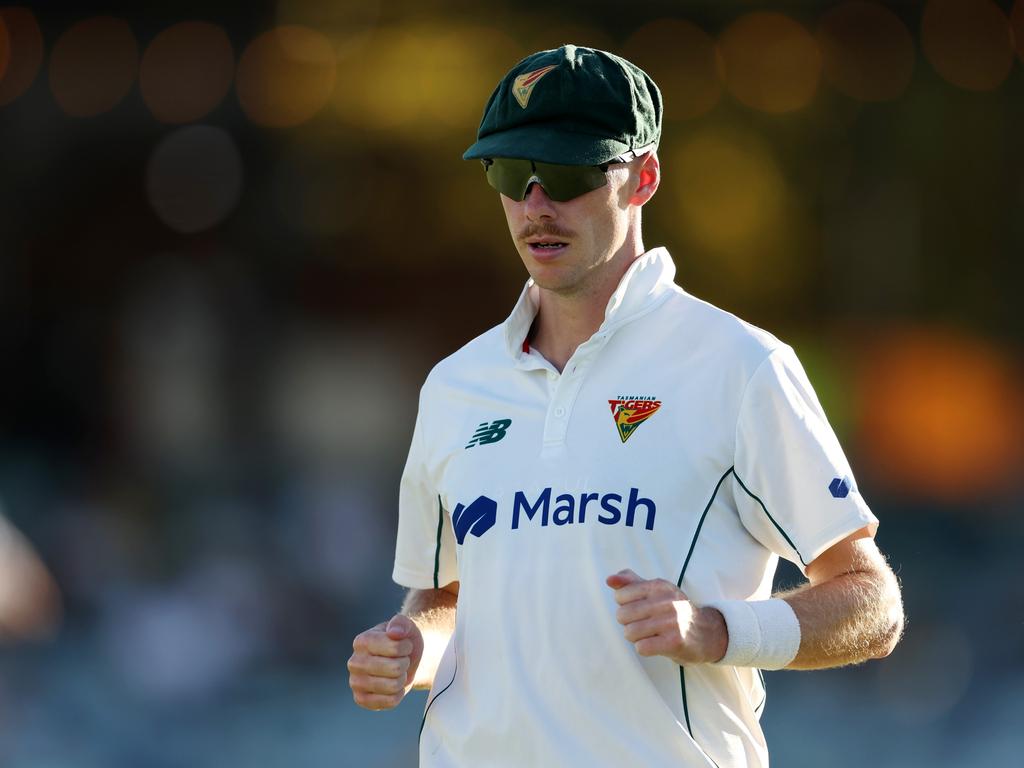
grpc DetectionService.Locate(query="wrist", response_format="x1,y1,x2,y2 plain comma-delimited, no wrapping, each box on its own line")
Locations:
703,598,801,670
697,605,729,664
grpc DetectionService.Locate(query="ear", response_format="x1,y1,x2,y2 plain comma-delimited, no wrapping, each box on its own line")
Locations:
629,151,660,207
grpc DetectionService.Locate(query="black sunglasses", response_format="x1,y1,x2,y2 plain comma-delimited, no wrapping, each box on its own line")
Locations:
481,149,649,202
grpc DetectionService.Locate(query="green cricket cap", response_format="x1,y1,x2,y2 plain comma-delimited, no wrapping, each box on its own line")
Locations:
463,44,662,166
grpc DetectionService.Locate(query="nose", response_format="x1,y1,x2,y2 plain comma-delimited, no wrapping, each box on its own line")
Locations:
523,181,556,220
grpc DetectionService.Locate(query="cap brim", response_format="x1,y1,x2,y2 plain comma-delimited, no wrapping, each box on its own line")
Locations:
463,125,631,165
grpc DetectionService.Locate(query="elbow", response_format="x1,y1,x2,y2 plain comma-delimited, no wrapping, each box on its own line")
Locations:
871,578,906,660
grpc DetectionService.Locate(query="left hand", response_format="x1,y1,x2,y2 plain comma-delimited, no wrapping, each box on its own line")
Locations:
606,569,727,666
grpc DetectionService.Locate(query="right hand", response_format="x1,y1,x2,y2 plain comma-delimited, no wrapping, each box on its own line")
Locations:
348,614,424,710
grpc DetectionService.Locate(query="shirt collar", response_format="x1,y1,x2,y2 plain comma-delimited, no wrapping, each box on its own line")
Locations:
502,247,677,360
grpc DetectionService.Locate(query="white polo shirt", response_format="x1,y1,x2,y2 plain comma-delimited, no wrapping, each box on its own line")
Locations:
394,248,877,767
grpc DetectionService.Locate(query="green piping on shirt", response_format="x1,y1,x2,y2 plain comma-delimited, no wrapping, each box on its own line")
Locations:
433,496,444,589
677,467,735,588
731,470,808,566
674,469,733,768
419,652,459,742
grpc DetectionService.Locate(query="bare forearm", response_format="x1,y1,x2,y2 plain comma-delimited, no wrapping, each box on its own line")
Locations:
779,566,904,670
401,588,457,689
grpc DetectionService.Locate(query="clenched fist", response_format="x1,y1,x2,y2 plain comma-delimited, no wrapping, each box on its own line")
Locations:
606,569,727,666
348,614,424,710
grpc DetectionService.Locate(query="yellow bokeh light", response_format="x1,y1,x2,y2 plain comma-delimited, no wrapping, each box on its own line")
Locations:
717,12,821,114
669,131,786,251
817,1,915,102
140,22,234,124
621,19,721,121
276,0,380,57
921,0,1014,91
49,16,138,117
236,25,336,128
0,8,44,106
332,24,520,138
661,129,805,302
855,328,1024,501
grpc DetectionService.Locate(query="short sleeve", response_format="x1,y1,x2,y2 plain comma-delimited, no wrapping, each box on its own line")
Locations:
392,391,459,590
732,346,877,573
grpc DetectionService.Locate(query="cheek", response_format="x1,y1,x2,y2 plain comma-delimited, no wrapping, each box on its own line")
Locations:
500,198,522,232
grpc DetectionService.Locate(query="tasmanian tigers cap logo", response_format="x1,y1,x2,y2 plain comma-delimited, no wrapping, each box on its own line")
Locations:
512,64,557,108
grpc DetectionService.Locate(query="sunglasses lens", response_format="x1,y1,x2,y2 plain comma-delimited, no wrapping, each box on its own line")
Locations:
483,160,609,202
485,159,533,200
533,163,608,202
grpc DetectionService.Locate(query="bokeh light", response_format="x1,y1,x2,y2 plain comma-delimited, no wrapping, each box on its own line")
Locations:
921,0,1015,92
276,0,381,58
621,19,720,121
146,126,243,234
420,27,520,129
49,16,138,118
817,2,915,102
669,130,786,251
236,25,336,128
0,8,44,106
717,12,821,114
661,128,806,302
332,24,520,137
140,22,234,124
854,328,1024,501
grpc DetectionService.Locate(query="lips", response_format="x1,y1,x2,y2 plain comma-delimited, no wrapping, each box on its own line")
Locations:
526,237,569,259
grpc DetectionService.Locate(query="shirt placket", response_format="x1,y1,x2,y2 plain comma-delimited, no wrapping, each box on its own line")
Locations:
540,331,611,455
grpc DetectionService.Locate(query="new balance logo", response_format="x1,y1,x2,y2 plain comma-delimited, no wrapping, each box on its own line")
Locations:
465,419,512,449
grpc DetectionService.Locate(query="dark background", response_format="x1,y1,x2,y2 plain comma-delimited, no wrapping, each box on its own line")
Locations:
0,1,1022,765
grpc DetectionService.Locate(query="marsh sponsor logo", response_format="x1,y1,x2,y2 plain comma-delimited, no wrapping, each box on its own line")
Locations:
512,488,657,531
451,488,658,544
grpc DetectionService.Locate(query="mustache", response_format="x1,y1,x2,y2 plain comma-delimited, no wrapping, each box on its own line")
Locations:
517,222,576,240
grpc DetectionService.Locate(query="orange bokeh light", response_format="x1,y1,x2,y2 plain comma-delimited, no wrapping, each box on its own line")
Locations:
817,1,915,102
0,8,44,106
49,16,138,117
236,25,335,128
621,19,721,121
717,12,821,114
921,0,1014,91
855,329,1024,502
140,21,234,124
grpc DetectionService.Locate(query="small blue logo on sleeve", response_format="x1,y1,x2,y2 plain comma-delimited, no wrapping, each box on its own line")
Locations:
452,496,498,544
829,476,853,498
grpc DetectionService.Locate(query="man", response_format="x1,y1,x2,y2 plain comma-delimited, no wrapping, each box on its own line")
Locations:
349,45,904,766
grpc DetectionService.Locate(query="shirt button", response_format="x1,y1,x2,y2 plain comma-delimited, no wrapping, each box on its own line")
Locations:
554,407,566,418
548,371,557,381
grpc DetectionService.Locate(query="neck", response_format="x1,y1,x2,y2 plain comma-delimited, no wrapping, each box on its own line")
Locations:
530,234,645,372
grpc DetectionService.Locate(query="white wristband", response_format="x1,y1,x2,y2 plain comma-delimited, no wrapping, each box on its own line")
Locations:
704,598,801,670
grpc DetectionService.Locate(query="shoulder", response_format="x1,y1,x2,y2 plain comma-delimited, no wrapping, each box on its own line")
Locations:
420,323,510,398
653,286,787,371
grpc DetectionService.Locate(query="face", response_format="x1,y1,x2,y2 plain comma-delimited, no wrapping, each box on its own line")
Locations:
499,163,638,298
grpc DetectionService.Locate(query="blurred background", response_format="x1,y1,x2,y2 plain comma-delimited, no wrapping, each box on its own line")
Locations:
0,0,1022,765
